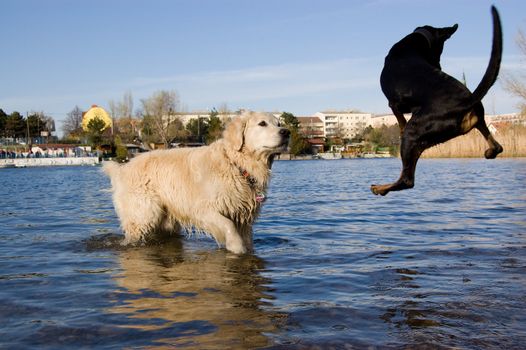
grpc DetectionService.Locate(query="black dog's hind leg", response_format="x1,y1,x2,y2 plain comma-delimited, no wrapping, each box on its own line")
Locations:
472,103,503,159
477,121,503,158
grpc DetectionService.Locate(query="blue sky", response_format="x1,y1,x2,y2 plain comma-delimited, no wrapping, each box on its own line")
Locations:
1,0,525,133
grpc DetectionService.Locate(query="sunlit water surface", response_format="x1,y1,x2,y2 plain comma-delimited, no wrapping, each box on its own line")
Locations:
1,158,525,349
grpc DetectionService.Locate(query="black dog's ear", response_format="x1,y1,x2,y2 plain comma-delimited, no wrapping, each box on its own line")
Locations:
413,24,458,68
441,24,458,40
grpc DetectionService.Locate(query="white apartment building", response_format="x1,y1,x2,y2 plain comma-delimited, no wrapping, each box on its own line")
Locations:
173,110,241,125
314,111,373,139
486,113,525,125
370,114,399,128
368,112,525,132
170,110,283,126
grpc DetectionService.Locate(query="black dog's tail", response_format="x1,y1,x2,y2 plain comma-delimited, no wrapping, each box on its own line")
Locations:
471,6,502,102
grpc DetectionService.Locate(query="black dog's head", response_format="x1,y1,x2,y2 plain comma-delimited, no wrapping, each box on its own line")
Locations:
413,24,458,68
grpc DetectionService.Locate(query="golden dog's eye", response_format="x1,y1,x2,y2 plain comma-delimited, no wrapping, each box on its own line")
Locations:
258,121,267,127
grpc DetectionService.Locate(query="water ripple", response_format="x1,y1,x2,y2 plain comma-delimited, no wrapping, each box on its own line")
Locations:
0,160,525,349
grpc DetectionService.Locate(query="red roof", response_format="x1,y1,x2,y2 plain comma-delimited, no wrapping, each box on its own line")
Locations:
297,116,323,124
306,138,325,145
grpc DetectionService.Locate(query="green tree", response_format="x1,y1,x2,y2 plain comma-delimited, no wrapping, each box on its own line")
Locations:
140,114,155,144
206,113,223,144
113,135,128,162
281,112,300,129
27,112,49,143
5,112,26,139
289,129,311,155
351,125,373,143
363,124,400,155
280,112,310,155
0,109,7,137
186,117,209,142
86,116,108,147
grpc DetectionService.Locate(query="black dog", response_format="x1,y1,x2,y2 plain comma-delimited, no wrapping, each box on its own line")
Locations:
371,6,503,196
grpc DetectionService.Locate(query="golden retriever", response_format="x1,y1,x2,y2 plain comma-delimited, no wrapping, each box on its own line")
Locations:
103,111,290,254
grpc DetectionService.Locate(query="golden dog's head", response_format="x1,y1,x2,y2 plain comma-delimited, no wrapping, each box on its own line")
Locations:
224,111,290,154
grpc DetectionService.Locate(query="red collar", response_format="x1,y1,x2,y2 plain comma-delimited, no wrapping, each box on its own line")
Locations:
238,167,266,203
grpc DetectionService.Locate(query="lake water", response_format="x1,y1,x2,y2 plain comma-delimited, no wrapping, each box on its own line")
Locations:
1,158,525,349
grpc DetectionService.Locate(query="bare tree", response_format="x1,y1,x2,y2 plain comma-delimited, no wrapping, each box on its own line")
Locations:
110,91,137,143
119,91,134,119
140,90,182,147
503,29,526,113
108,100,117,120
109,92,134,120
216,102,231,121
62,106,84,140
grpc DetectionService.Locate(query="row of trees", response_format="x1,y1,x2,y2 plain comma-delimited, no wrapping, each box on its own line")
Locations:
61,90,229,150
61,90,394,156
0,109,55,143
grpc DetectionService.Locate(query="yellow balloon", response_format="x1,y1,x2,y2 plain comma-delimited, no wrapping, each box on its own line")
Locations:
82,105,112,131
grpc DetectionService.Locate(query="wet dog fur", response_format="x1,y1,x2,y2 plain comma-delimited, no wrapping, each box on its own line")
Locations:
104,111,290,254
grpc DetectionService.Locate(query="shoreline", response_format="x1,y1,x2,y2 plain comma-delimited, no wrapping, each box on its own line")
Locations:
2,154,524,168
0,157,100,168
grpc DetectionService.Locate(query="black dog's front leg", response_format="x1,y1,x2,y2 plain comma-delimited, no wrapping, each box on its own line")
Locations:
371,129,422,196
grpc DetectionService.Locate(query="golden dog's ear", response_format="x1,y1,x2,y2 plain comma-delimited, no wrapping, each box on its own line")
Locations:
223,116,246,151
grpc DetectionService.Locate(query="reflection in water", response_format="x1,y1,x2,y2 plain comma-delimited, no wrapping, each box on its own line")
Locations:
109,239,285,349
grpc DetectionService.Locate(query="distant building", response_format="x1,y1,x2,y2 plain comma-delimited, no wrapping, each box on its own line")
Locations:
297,116,324,138
173,110,241,125
488,122,507,134
485,113,525,134
82,105,112,132
168,110,284,126
486,113,525,126
314,111,373,139
305,138,325,154
370,114,400,128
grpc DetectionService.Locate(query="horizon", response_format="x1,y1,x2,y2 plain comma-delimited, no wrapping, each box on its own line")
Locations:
2,0,525,134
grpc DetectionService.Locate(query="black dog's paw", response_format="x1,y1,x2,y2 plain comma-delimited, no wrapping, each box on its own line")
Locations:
371,185,388,196
484,145,503,159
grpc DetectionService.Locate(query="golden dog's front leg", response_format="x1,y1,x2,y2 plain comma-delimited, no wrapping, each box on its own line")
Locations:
203,213,248,255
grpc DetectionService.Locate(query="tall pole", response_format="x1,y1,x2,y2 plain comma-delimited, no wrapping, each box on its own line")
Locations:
26,111,30,151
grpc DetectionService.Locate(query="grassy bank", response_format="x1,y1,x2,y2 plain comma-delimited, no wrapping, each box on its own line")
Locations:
422,125,526,158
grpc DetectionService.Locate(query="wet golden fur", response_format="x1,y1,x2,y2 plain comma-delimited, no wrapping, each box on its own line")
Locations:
103,111,289,254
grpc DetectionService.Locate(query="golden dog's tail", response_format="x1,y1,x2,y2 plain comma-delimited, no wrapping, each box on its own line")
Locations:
471,5,502,102
102,160,121,179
